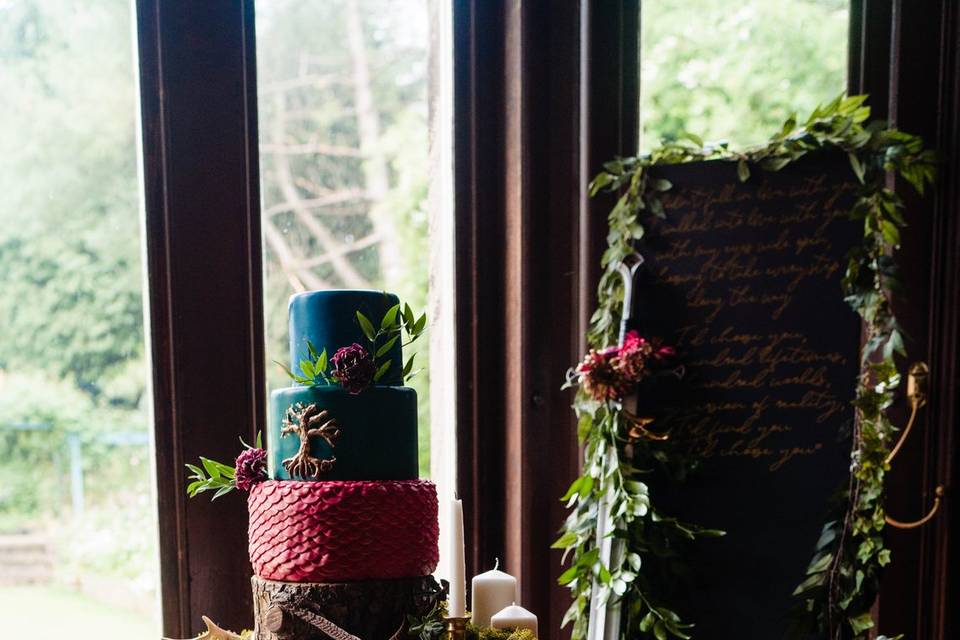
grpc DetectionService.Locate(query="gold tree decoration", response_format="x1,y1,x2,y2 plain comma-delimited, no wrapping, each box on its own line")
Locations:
281,402,340,479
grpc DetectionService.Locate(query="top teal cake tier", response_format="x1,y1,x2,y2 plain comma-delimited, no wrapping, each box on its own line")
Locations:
288,289,404,386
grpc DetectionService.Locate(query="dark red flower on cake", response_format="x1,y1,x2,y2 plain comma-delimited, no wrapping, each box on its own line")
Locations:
331,343,377,394
235,447,267,491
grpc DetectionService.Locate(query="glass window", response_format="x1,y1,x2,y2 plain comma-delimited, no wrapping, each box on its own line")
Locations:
640,0,849,150
0,0,159,636
255,0,453,484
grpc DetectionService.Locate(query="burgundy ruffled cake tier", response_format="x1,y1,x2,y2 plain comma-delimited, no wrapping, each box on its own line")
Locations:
248,479,439,582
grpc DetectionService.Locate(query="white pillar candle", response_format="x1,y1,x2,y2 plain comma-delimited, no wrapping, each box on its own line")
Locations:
471,560,518,627
448,498,467,617
491,603,538,636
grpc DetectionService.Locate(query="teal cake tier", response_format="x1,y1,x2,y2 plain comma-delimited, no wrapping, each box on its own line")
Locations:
268,385,419,481
289,290,404,386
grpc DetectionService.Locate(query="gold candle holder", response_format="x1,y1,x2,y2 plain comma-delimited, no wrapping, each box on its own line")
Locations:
444,615,470,640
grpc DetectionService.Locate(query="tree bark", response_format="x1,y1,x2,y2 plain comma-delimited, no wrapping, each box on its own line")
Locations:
252,575,442,640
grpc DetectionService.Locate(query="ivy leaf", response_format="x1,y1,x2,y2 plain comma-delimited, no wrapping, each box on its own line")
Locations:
356,311,376,341
848,612,875,634
373,359,392,382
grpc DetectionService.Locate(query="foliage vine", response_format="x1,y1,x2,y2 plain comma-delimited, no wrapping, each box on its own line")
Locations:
556,95,935,640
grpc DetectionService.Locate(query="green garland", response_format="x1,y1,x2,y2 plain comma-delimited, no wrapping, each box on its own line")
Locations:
556,95,935,640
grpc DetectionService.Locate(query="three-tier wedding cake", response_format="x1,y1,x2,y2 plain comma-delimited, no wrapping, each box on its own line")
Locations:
247,290,441,639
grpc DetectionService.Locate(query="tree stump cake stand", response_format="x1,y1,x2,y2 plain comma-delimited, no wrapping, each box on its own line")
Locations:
252,575,443,640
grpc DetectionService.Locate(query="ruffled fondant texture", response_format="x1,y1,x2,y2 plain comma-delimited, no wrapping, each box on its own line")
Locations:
248,479,439,582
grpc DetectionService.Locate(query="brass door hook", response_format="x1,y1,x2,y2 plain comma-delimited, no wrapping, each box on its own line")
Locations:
883,361,945,530
885,362,928,466
886,485,945,530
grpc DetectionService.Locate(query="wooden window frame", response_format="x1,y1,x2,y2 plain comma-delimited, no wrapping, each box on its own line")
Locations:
137,0,263,633
132,0,958,637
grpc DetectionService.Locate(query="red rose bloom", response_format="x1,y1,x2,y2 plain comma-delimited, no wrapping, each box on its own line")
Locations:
235,447,267,491
331,343,377,394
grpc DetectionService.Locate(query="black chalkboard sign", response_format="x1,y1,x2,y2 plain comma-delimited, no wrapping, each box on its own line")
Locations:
632,152,861,639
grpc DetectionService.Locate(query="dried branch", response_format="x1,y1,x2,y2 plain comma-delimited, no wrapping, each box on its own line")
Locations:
263,189,370,218
260,141,363,157
270,91,371,289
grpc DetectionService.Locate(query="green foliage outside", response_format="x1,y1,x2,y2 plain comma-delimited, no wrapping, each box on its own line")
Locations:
0,1,434,627
641,0,848,150
0,0,159,630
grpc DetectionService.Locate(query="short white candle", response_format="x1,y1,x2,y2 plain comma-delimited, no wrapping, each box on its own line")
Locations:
448,498,467,617
491,603,538,636
471,560,518,627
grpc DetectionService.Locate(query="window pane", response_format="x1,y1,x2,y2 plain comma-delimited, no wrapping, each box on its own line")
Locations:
640,0,849,150
0,0,159,636
255,0,452,482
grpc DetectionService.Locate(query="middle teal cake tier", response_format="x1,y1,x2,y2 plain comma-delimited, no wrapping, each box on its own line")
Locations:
268,385,419,481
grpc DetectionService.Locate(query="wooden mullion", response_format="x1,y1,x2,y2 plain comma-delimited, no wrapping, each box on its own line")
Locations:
135,0,264,634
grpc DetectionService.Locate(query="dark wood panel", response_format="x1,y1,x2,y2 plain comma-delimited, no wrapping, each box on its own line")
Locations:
454,1,587,637
136,0,264,634
453,0,508,591
580,0,639,350
877,2,958,638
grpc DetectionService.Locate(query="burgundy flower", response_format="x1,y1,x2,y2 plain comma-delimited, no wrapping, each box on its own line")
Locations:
576,346,626,402
616,330,655,382
235,447,267,491
331,343,377,394
574,331,677,403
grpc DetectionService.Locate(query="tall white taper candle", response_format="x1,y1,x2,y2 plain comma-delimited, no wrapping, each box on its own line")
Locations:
449,498,467,617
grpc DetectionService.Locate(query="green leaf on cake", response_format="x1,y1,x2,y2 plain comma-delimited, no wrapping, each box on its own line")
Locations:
402,353,416,378
275,360,313,385
373,359,392,382
376,335,399,358
300,359,315,379
413,312,427,336
185,456,238,500
381,303,401,330
356,310,376,341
